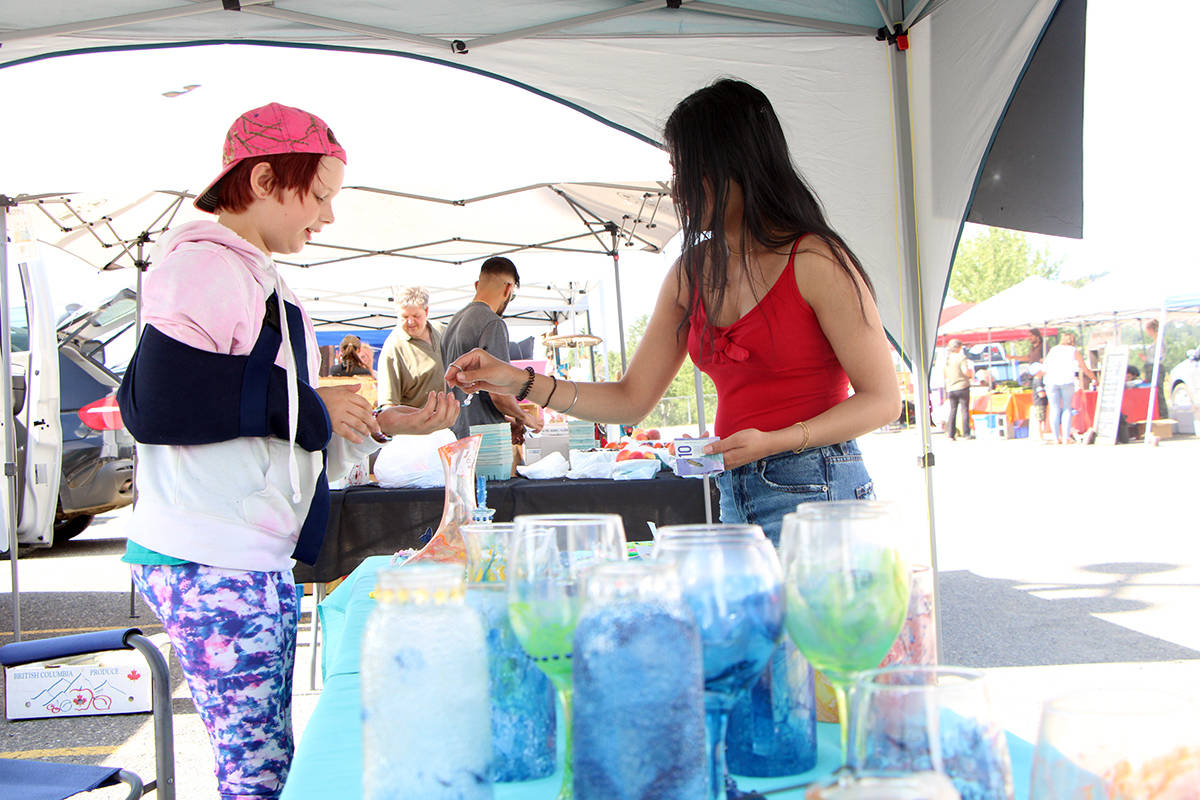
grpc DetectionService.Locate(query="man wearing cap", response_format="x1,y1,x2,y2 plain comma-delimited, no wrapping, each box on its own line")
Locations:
442,257,542,439
943,338,974,440
378,286,446,409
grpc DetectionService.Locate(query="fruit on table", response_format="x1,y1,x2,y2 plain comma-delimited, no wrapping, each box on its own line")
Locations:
616,449,655,461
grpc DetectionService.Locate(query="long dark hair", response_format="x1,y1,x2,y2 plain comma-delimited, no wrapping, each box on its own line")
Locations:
663,79,873,333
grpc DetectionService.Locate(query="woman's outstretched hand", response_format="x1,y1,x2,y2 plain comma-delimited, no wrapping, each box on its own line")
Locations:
444,348,524,397
377,391,459,437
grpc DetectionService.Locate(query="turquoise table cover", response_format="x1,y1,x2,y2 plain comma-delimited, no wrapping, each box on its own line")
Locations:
283,556,1033,799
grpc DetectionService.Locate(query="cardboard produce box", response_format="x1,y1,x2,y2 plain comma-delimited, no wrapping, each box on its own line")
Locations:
5,634,170,720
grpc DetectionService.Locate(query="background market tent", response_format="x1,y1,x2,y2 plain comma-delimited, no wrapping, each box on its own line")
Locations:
0,1,1088,652
938,276,1084,339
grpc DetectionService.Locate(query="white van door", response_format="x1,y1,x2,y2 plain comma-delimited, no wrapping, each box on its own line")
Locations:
4,216,62,548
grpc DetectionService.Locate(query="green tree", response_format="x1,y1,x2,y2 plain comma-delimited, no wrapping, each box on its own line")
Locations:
605,314,716,429
949,226,1062,303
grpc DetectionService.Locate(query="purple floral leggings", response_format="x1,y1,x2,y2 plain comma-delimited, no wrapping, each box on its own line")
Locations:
131,563,298,800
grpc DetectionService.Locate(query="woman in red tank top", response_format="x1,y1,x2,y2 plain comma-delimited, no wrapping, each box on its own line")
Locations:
445,79,900,543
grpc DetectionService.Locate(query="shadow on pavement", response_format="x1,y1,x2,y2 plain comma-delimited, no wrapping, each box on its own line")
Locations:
940,565,1200,667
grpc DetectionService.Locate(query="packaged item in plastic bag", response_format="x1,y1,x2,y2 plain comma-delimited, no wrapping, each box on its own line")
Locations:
516,451,570,479
567,448,618,479
612,458,660,480
374,429,457,488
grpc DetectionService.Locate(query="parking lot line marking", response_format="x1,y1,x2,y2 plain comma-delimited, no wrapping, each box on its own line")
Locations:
0,745,117,758
0,624,163,638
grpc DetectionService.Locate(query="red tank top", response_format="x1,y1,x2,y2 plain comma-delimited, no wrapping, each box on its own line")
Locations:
687,238,850,438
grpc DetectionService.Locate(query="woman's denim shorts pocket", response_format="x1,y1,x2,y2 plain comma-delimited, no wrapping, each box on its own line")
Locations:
757,449,828,497
824,439,875,500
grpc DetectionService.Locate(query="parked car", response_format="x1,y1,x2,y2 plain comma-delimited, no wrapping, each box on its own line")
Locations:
6,260,136,547
1167,348,1199,434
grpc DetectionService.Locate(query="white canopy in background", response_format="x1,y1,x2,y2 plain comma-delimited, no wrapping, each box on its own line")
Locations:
939,276,1083,334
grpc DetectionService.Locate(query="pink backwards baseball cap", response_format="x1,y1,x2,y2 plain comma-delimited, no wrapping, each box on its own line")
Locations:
194,102,347,213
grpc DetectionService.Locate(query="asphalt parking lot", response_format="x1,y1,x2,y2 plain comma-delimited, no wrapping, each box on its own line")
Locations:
2,426,1198,797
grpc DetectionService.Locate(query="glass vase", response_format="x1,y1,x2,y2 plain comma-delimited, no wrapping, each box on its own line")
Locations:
401,434,481,565
462,522,556,782
362,564,493,800
572,561,708,799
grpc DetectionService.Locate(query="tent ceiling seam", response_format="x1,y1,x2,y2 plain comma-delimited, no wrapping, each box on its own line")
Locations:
240,5,453,51
0,0,273,46
462,0,668,51
686,2,878,35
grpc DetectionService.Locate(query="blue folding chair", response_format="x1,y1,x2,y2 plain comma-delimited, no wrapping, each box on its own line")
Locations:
0,628,175,799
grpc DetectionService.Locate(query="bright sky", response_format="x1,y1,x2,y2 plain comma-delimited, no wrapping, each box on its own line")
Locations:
7,1,1197,349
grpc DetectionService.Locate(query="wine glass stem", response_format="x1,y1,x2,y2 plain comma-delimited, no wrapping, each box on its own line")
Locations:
832,678,851,767
555,685,574,800
704,706,730,800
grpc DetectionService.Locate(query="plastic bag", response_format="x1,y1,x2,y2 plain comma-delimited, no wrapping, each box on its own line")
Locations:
373,428,457,488
612,458,660,480
516,451,569,479
566,448,618,479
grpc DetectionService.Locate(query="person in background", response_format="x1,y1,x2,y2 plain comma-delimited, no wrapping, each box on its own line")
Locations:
445,79,899,544
1125,364,1143,389
943,338,974,441
1042,331,1094,444
441,257,542,440
357,340,376,377
1028,327,1045,362
330,333,372,376
378,286,446,409
1028,361,1049,441
115,102,457,799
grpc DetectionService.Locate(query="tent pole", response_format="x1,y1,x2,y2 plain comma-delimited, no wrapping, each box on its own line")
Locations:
692,366,713,524
610,229,628,374
886,1,942,664
1144,304,1167,443
1,198,23,641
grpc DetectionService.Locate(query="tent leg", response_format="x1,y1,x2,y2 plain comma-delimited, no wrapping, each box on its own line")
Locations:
610,233,628,374
692,365,713,524
1145,305,1167,442
886,2,942,664
1,199,23,641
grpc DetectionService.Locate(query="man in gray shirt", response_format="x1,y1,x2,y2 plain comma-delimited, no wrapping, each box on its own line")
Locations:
442,257,542,439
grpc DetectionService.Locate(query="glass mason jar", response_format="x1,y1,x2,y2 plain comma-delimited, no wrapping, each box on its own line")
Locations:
362,564,493,800
462,523,557,782
726,634,818,776
572,561,708,800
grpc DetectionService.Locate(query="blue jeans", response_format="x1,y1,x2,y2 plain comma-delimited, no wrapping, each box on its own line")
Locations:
715,440,876,546
1046,383,1076,442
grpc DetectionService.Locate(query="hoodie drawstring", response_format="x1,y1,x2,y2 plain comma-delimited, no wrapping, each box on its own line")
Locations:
273,269,304,504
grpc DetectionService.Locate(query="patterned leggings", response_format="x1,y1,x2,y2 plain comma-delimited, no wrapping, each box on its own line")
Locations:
131,563,298,800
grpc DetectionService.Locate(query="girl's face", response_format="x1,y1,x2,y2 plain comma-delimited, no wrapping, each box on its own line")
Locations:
263,156,345,254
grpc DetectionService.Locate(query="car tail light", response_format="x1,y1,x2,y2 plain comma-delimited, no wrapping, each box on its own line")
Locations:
79,395,124,432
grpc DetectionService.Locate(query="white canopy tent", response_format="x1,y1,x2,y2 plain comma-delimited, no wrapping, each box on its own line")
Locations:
0,1,1088,649
939,276,1084,335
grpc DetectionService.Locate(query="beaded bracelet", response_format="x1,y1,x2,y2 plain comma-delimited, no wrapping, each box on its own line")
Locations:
514,365,536,401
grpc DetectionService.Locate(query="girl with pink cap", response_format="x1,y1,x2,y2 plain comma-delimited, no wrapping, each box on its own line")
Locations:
117,102,457,798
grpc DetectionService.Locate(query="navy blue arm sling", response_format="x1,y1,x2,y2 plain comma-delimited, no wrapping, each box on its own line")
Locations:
117,293,334,564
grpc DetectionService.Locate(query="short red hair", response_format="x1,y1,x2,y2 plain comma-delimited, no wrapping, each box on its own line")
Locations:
209,152,324,213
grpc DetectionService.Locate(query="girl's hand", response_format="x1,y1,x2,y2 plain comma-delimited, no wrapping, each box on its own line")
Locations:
316,383,376,444
377,392,459,437
444,348,525,396
703,428,775,470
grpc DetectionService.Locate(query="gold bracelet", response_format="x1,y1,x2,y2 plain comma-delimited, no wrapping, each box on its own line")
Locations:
792,419,811,453
562,380,580,414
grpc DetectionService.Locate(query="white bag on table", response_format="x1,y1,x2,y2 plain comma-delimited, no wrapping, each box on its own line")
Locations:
373,429,458,488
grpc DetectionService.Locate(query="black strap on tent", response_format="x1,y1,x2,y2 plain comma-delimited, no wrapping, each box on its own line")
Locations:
222,1,242,10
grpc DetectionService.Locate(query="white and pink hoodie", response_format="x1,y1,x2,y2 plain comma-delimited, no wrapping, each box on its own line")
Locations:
125,220,376,571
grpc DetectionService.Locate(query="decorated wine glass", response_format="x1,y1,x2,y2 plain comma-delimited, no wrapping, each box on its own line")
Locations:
1030,688,1200,800
779,501,911,765
651,524,785,800
506,514,627,800
852,665,1013,800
